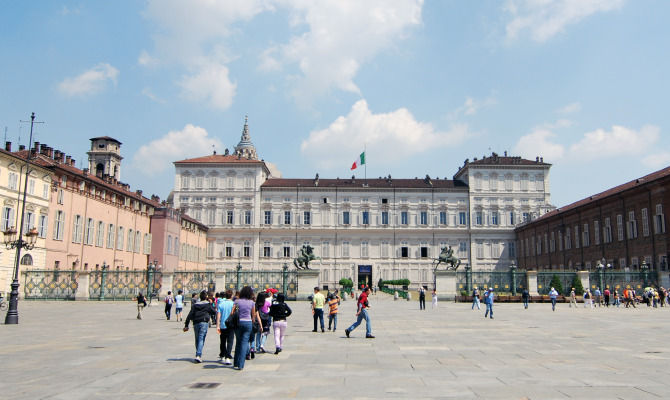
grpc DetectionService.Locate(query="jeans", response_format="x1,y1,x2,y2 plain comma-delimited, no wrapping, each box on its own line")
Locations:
193,321,209,357
419,296,426,310
523,298,529,309
164,303,172,320
313,308,324,331
219,327,234,359
484,303,493,318
234,321,253,369
347,308,371,336
551,298,557,311
273,320,287,349
255,330,268,351
472,297,480,310
328,313,337,330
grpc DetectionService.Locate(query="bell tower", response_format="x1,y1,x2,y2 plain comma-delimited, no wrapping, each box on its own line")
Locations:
87,136,123,180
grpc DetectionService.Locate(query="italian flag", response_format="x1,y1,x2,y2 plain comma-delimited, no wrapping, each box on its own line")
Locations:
351,151,366,170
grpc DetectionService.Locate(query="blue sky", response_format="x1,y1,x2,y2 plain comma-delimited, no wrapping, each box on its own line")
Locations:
1,1,669,207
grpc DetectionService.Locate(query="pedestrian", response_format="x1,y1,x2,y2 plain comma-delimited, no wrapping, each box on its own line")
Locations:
613,289,620,307
136,292,147,319
312,287,326,333
569,288,577,308
472,287,481,310
660,287,666,307
594,287,602,307
269,293,292,354
549,287,558,311
183,290,215,363
232,286,263,371
216,290,235,365
175,290,184,322
603,287,610,307
345,286,374,338
164,290,174,320
483,288,494,319
327,291,340,331
522,288,530,309
254,292,271,353
431,289,438,309
418,286,426,310
583,290,592,308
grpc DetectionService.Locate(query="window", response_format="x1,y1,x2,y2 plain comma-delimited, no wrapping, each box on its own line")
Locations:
401,211,408,225
565,229,571,250
195,176,203,189
594,220,600,245
342,241,350,257
459,242,467,257
381,241,389,258
491,211,499,226
8,172,18,190
57,189,64,205
117,227,124,250
226,243,233,258
167,235,173,254
107,224,115,248
181,175,189,189
476,242,484,258
127,229,134,252
381,211,389,225
342,211,350,225
459,212,467,225
582,224,589,247
520,174,529,191
628,211,637,239
361,241,369,257
508,241,515,258
617,214,624,241
144,234,151,254
264,211,272,225
439,211,447,225
174,237,179,256
209,176,217,189
96,221,104,247
284,211,292,225
655,204,666,233
558,231,563,251
38,215,48,238
489,173,498,190
604,217,612,243
135,231,141,253
419,211,427,226
244,210,252,225
263,242,271,258
362,211,369,225
420,243,428,258
283,244,291,258
400,242,409,258
227,210,234,225
42,183,49,199
21,211,34,233
381,198,388,204
522,212,530,222
208,209,215,225
20,254,33,265
550,232,555,252
243,241,250,257
303,211,311,225
509,211,515,225
641,208,649,237
27,179,35,195
475,211,483,226
505,174,513,191
84,218,95,245
573,226,579,248
72,215,83,243
322,241,329,258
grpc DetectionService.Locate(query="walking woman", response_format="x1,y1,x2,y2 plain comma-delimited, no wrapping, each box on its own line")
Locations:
269,293,292,354
164,291,174,320
232,286,263,370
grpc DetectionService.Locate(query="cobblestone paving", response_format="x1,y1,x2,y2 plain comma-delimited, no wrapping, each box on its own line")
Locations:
1,296,669,399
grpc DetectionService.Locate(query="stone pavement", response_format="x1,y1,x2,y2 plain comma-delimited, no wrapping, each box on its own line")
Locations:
1,295,669,399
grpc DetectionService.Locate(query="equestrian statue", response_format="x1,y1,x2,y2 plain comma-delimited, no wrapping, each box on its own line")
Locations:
293,244,321,270
433,245,461,271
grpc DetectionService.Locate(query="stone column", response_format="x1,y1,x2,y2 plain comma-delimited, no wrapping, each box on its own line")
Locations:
215,272,226,293
296,269,320,300
526,270,538,296
434,270,457,301
577,271,590,292
75,271,90,301
159,273,173,298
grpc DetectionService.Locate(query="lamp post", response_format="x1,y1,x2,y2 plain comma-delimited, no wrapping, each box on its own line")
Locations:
282,262,288,295
147,259,157,305
99,261,108,301
595,260,605,292
236,260,242,290
3,112,40,325
465,264,472,293
640,260,649,286
510,260,518,296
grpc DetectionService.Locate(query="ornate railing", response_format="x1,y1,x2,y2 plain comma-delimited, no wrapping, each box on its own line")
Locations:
536,272,577,295
23,270,78,300
588,270,654,293
173,271,216,295
89,270,162,300
224,270,298,300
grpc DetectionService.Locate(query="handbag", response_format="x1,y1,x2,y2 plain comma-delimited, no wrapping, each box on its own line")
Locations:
225,308,239,329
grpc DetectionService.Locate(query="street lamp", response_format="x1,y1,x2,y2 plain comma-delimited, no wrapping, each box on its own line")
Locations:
282,262,288,295
4,112,40,325
147,259,157,305
510,260,518,296
236,260,242,290
640,260,649,286
464,264,472,293
595,260,605,292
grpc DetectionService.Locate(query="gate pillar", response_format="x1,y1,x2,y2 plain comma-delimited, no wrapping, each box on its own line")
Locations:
75,271,90,301
160,273,173,299
577,270,590,292
296,269,319,300
526,270,538,296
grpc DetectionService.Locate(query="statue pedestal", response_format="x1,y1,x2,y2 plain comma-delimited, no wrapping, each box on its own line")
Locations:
434,270,457,301
296,269,320,300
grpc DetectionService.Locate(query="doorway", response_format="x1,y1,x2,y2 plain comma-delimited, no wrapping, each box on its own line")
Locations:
358,265,372,289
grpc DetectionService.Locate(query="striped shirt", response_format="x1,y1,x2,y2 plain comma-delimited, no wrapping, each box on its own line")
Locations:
328,298,339,315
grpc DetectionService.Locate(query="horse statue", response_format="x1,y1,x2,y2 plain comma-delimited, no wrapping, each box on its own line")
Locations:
433,246,461,271
293,244,321,270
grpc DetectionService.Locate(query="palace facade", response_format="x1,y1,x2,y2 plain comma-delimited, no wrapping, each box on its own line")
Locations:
171,120,554,289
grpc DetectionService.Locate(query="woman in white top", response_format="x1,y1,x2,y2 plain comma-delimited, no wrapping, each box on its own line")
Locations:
431,289,438,308
175,290,184,322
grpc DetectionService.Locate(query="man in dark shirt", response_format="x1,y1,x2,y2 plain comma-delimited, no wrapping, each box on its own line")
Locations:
345,287,374,338
183,291,215,363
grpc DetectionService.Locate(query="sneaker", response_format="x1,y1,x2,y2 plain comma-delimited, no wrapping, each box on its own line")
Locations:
345,329,350,338
194,356,202,363
246,354,251,360
259,347,266,353
274,348,281,355
328,327,331,331
250,351,255,360
366,335,375,339
218,357,223,362
225,358,233,365
312,329,317,332
322,329,325,333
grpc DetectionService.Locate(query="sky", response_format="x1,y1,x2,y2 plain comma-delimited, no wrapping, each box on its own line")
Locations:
1,1,669,208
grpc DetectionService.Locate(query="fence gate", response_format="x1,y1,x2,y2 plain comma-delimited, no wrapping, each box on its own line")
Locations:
23,270,78,300
588,270,655,292
89,270,162,300
225,270,298,300
536,272,576,295
173,271,216,294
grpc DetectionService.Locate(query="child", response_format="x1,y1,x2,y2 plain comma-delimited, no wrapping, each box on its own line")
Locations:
269,293,292,354
327,291,340,331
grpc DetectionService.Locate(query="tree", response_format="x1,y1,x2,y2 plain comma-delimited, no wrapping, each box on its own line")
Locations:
571,274,584,295
549,274,563,295
339,278,353,288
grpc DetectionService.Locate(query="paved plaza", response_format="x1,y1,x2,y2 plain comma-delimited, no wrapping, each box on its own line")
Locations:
1,294,670,399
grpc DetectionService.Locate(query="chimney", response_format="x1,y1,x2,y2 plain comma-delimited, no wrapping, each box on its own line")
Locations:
70,158,75,167
33,141,40,152
536,156,539,162
136,190,143,196
19,145,25,151
65,155,71,165
54,150,62,162
47,147,54,158
5,142,11,152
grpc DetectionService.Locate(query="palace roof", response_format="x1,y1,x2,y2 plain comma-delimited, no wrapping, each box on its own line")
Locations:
261,177,467,190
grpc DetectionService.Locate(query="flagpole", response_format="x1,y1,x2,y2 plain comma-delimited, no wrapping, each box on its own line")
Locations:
364,143,367,185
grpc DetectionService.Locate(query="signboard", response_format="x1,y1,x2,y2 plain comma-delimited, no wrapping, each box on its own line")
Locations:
358,265,372,274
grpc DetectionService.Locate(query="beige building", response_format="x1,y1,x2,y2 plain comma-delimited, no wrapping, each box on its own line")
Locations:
0,143,54,295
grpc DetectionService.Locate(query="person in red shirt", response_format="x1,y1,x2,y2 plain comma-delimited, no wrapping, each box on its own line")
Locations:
344,287,374,338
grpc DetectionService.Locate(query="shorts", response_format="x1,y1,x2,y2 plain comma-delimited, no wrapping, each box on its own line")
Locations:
175,307,183,313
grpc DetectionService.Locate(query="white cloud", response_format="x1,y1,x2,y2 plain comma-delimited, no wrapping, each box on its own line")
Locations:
131,124,224,176
57,63,119,97
60,5,81,16
642,152,670,169
449,95,497,119
568,125,659,159
505,0,624,42
513,128,566,161
138,50,159,67
301,99,473,170
557,102,581,114
178,63,237,110
141,87,165,104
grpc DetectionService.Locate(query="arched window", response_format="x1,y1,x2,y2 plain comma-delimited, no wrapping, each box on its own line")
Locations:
20,254,33,265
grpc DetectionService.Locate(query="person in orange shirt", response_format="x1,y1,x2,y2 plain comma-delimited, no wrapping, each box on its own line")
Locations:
327,289,340,332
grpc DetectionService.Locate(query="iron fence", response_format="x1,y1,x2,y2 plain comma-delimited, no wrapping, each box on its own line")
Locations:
89,270,162,300
588,270,655,292
173,271,216,295
455,270,526,295
225,270,298,300
23,270,78,300
536,272,577,295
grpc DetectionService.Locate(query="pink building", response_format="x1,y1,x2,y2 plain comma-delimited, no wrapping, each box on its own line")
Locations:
149,207,208,272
